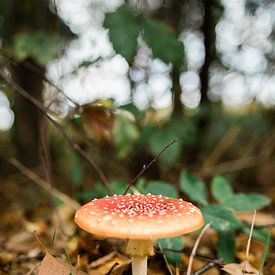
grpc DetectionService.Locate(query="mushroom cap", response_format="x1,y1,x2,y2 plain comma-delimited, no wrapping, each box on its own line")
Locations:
74,194,204,240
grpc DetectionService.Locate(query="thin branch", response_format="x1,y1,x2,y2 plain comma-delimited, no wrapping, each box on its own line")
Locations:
9,158,80,209
203,126,240,169
123,139,178,195
245,210,256,260
39,118,68,236
186,223,212,275
158,243,173,275
106,263,120,275
0,69,112,194
242,210,257,274
201,135,275,176
0,49,80,108
193,262,215,275
157,247,223,266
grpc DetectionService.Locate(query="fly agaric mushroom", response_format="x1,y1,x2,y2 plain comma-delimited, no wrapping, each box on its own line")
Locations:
74,194,204,275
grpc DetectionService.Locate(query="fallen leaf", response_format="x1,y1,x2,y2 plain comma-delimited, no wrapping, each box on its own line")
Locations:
88,253,130,275
38,253,87,275
6,231,38,252
222,260,262,275
236,211,275,226
89,251,117,268
0,251,15,265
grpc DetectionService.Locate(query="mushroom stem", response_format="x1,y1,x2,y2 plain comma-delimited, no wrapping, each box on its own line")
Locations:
126,239,155,275
131,256,147,275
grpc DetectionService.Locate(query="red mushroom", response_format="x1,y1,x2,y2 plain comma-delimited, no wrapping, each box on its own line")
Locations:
74,194,204,275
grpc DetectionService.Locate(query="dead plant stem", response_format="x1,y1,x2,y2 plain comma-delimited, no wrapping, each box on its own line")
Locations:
0,69,112,194
123,139,178,195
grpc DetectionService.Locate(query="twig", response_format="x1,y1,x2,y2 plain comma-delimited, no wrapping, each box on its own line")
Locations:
202,134,275,176
9,158,80,209
123,139,178,195
203,156,266,175
39,118,68,236
25,262,41,275
203,126,240,169
33,230,48,252
158,243,173,275
186,223,212,275
0,69,112,194
194,255,223,266
106,262,119,275
245,210,256,260
157,247,224,266
0,49,80,107
242,210,257,275
89,251,116,268
193,262,215,275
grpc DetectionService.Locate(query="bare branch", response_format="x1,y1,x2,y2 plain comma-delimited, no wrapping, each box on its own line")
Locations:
9,158,80,209
0,69,112,194
186,222,212,275
0,49,80,108
123,139,178,195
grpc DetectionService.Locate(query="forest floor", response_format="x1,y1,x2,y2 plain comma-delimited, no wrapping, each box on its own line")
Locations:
0,171,274,275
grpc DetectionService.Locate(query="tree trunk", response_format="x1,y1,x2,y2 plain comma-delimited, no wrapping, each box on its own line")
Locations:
12,58,44,167
199,0,217,104
172,68,182,116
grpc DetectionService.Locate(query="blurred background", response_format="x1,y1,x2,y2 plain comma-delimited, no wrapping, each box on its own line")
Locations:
1,0,275,200
0,0,275,272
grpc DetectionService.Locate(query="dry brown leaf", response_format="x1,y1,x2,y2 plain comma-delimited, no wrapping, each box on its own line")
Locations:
89,251,117,268
88,253,130,275
0,251,15,265
5,231,38,252
38,253,87,275
222,260,262,275
182,255,219,275
236,211,275,226
52,203,77,236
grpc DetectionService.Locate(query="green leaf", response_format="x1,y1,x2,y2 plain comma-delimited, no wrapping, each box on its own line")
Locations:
217,231,236,263
140,118,196,169
179,170,208,206
103,5,141,62
222,193,271,211
148,130,182,168
77,189,94,202
135,178,147,194
158,236,184,266
202,205,243,232
147,181,178,198
80,179,129,201
210,176,233,203
142,18,184,68
13,31,62,66
110,179,128,195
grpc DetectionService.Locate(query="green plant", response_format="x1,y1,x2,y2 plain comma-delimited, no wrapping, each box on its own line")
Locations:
180,172,271,263
132,172,271,265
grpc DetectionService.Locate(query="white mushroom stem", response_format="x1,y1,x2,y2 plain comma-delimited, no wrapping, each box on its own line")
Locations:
131,256,147,275
126,239,155,275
